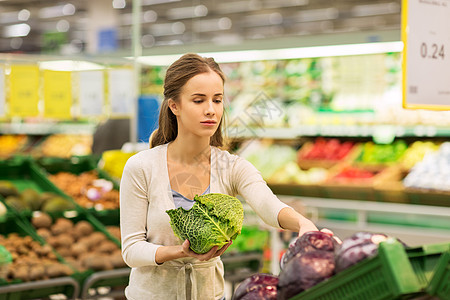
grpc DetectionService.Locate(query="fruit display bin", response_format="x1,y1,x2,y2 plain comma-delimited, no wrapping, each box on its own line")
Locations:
426,249,450,300
289,239,422,300
19,208,128,298
35,156,120,223
0,159,78,217
0,214,79,300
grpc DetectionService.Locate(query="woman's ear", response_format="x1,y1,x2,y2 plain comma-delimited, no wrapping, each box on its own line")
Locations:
168,98,179,116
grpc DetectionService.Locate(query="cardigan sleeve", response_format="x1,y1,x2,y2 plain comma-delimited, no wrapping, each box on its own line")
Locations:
232,156,290,229
120,153,161,267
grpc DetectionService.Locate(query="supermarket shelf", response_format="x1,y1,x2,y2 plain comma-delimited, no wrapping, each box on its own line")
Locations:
0,276,79,300
0,122,98,135
80,267,130,300
227,125,450,139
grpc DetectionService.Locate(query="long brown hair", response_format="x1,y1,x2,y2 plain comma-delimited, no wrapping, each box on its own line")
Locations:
150,53,226,148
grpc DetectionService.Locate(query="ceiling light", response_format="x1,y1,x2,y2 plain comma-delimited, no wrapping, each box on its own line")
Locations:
18,9,30,21
56,20,70,32
167,5,208,20
143,10,157,23
134,41,403,66
39,4,76,19
193,17,232,32
265,0,308,9
62,4,76,15
3,23,31,38
0,12,19,24
10,37,23,49
142,0,180,5
112,0,126,9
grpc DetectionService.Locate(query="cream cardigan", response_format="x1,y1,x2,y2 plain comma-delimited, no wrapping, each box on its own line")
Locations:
120,143,290,300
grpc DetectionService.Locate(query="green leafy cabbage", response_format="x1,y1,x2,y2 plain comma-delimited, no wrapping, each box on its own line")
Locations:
166,193,244,254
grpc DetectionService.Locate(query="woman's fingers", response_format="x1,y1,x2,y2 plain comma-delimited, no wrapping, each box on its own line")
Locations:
215,241,232,257
320,228,342,244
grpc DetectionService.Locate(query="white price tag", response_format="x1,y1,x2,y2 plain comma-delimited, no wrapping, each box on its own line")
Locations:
79,71,104,116
0,67,4,117
108,69,135,115
402,0,450,110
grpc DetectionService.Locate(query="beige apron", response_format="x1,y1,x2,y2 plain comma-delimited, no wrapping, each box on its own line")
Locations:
125,257,224,300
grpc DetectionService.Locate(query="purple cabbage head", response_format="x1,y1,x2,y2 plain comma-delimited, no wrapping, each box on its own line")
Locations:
277,250,335,300
335,231,388,273
280,231,337,270
232,273,278,300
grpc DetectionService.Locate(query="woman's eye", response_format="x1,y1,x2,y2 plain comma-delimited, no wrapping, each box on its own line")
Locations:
193,99,203,103
214,99,223,103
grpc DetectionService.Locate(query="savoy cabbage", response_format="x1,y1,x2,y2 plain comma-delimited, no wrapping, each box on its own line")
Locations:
166,193,244,254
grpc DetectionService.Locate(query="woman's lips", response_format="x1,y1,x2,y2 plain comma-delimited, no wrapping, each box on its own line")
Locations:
201,121,217,126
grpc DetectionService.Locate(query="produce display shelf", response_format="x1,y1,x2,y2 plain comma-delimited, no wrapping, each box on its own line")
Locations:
227,124,450,139
0,159,69,198
426,250,450,300
0,213,79,300
289,239,421,300
80,268,130,300
36,156,120,223
0,277,79,300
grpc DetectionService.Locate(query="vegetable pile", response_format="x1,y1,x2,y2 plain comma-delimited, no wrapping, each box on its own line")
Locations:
233,231,401,300
166,193,244,254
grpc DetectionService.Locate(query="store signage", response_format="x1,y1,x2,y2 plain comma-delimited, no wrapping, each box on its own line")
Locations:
402,0,450,110
0,67,4,117
43,70,72,119
108,69,134,115
9,65,39,117
79,71,104,116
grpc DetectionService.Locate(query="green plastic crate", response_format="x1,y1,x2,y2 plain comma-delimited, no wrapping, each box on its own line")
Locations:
0,214,79,300
36,156,120,224
407,242,450,290
427,250,450,300
0,159,68,197
289,239,422,300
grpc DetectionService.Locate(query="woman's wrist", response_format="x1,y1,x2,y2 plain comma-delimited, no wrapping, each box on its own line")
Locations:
155,245,187,264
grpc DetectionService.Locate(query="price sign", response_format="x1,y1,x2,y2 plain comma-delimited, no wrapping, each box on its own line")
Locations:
79,71,104,117
43,70,72,119
108,69,134,115
402,0,450,110
9,65,40,117
0,67,5,117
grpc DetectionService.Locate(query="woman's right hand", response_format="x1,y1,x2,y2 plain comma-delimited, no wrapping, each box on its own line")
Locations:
181,239,232,261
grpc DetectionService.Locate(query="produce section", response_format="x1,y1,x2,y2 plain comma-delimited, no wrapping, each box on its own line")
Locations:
0,34,450,300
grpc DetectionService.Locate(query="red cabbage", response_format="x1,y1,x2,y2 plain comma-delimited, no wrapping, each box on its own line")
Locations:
280,231,337,270
232,273,278,300
277,250,335,300
335,231,388,273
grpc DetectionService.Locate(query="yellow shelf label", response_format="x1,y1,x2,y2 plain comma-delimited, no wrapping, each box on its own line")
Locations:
9,65,39,117
43,70,72,119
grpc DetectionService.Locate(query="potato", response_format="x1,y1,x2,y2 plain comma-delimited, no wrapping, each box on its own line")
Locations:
70,243,88,258
82,255,113,271
51,218,73,235
97,240,119,254
74,220,94,236
31,212,52,229
29,265,46,281
36,228,51,241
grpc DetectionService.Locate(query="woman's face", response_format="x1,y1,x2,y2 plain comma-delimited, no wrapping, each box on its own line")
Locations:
171,71,224,139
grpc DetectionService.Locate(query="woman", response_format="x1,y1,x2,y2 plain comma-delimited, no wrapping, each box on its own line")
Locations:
120,53,323,299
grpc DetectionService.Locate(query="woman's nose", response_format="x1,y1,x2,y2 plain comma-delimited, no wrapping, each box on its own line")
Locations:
204,100,215,115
